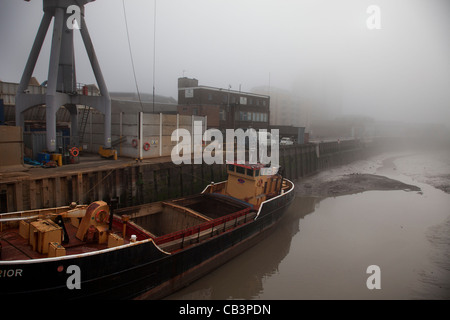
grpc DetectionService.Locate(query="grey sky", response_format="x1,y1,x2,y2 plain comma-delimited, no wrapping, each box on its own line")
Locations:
1,0,449,125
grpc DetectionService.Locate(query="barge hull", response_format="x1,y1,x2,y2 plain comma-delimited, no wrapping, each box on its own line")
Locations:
1,179,294,300
137,196,292,299
0,171,294,300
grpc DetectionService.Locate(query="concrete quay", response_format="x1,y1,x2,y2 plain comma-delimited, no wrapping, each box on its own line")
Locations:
0,139,367,213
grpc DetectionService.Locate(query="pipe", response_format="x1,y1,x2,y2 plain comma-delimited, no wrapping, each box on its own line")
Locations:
109,198,117,231
121,215,130,238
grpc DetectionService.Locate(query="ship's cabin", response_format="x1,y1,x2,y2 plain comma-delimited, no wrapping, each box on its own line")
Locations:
205,162,284,207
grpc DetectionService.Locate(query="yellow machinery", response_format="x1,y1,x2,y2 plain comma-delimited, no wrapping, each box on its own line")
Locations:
76,201,110,244
98,136,126,160
98,146,118,160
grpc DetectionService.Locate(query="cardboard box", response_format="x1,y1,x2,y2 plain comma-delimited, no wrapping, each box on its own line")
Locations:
29,219,62,254
0,126,23,168
97,225,109,244
108,233,124,248
19,220,30,240
48,242,66,257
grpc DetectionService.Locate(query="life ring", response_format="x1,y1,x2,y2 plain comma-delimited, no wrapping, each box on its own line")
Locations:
143,142,150,151
70,147,79,157
132,139,138,148
257,179,263,187
95,209,108,223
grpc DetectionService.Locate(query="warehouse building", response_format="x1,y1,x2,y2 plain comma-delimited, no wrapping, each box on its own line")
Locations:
177,77,270,132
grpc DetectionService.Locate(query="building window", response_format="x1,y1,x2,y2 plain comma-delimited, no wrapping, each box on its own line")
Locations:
185,88,194,98
193,107,198,115
208,93,212,101
220,109,226,120
239,111,253,121
256,100,260,106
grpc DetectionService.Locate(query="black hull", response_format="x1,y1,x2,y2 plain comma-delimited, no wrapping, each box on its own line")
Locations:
0,182,294,300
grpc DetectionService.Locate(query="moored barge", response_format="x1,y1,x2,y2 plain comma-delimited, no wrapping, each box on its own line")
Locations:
0,163,294,299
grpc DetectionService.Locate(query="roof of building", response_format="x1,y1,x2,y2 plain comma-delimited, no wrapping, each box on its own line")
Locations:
178,86,270,99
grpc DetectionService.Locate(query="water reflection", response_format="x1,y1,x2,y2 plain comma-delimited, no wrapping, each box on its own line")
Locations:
260,186,450,300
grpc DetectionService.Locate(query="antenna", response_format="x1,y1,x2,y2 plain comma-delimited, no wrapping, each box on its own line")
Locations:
152,0,157,113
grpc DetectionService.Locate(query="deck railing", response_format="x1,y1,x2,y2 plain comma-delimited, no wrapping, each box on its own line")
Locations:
154,207,252,246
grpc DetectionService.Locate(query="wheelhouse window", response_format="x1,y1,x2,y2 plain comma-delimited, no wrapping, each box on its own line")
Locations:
228,164,235,172
246,168,253,177
236,166,245,175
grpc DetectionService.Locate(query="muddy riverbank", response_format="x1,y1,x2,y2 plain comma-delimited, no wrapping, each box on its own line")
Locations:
295,150,450,198
296,173,421,198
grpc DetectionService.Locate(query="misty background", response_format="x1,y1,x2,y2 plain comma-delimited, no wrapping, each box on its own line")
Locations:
1,0,449,128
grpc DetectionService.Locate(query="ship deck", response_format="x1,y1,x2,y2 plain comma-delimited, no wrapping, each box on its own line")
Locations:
0,193,256,261
116,193,256,252
1,172,293,262
0,217,131,261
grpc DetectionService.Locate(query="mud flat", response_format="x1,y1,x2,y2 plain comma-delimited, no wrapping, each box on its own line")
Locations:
296,148,450,198
294,150,426,197
296,173,421,198
390,151,450,195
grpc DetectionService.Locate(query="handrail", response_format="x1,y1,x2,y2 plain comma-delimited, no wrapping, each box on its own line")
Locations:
154,207,251,245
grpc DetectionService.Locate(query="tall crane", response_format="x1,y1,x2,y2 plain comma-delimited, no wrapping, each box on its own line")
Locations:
15,0,112,155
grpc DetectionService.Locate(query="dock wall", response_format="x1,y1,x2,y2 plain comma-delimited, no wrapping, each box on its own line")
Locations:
0,140,369,213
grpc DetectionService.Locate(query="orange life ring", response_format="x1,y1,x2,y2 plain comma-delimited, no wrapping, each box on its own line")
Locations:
257,179,263,187
143,142,150,151
132,139,138,148
70,147,79,157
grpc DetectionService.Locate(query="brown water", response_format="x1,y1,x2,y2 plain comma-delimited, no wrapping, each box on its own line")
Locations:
166,152,450,300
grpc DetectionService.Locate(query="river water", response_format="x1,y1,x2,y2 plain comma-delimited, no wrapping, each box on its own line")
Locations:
167,150,450,300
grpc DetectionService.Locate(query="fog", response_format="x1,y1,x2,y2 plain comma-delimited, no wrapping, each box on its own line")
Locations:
1,0,449,127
